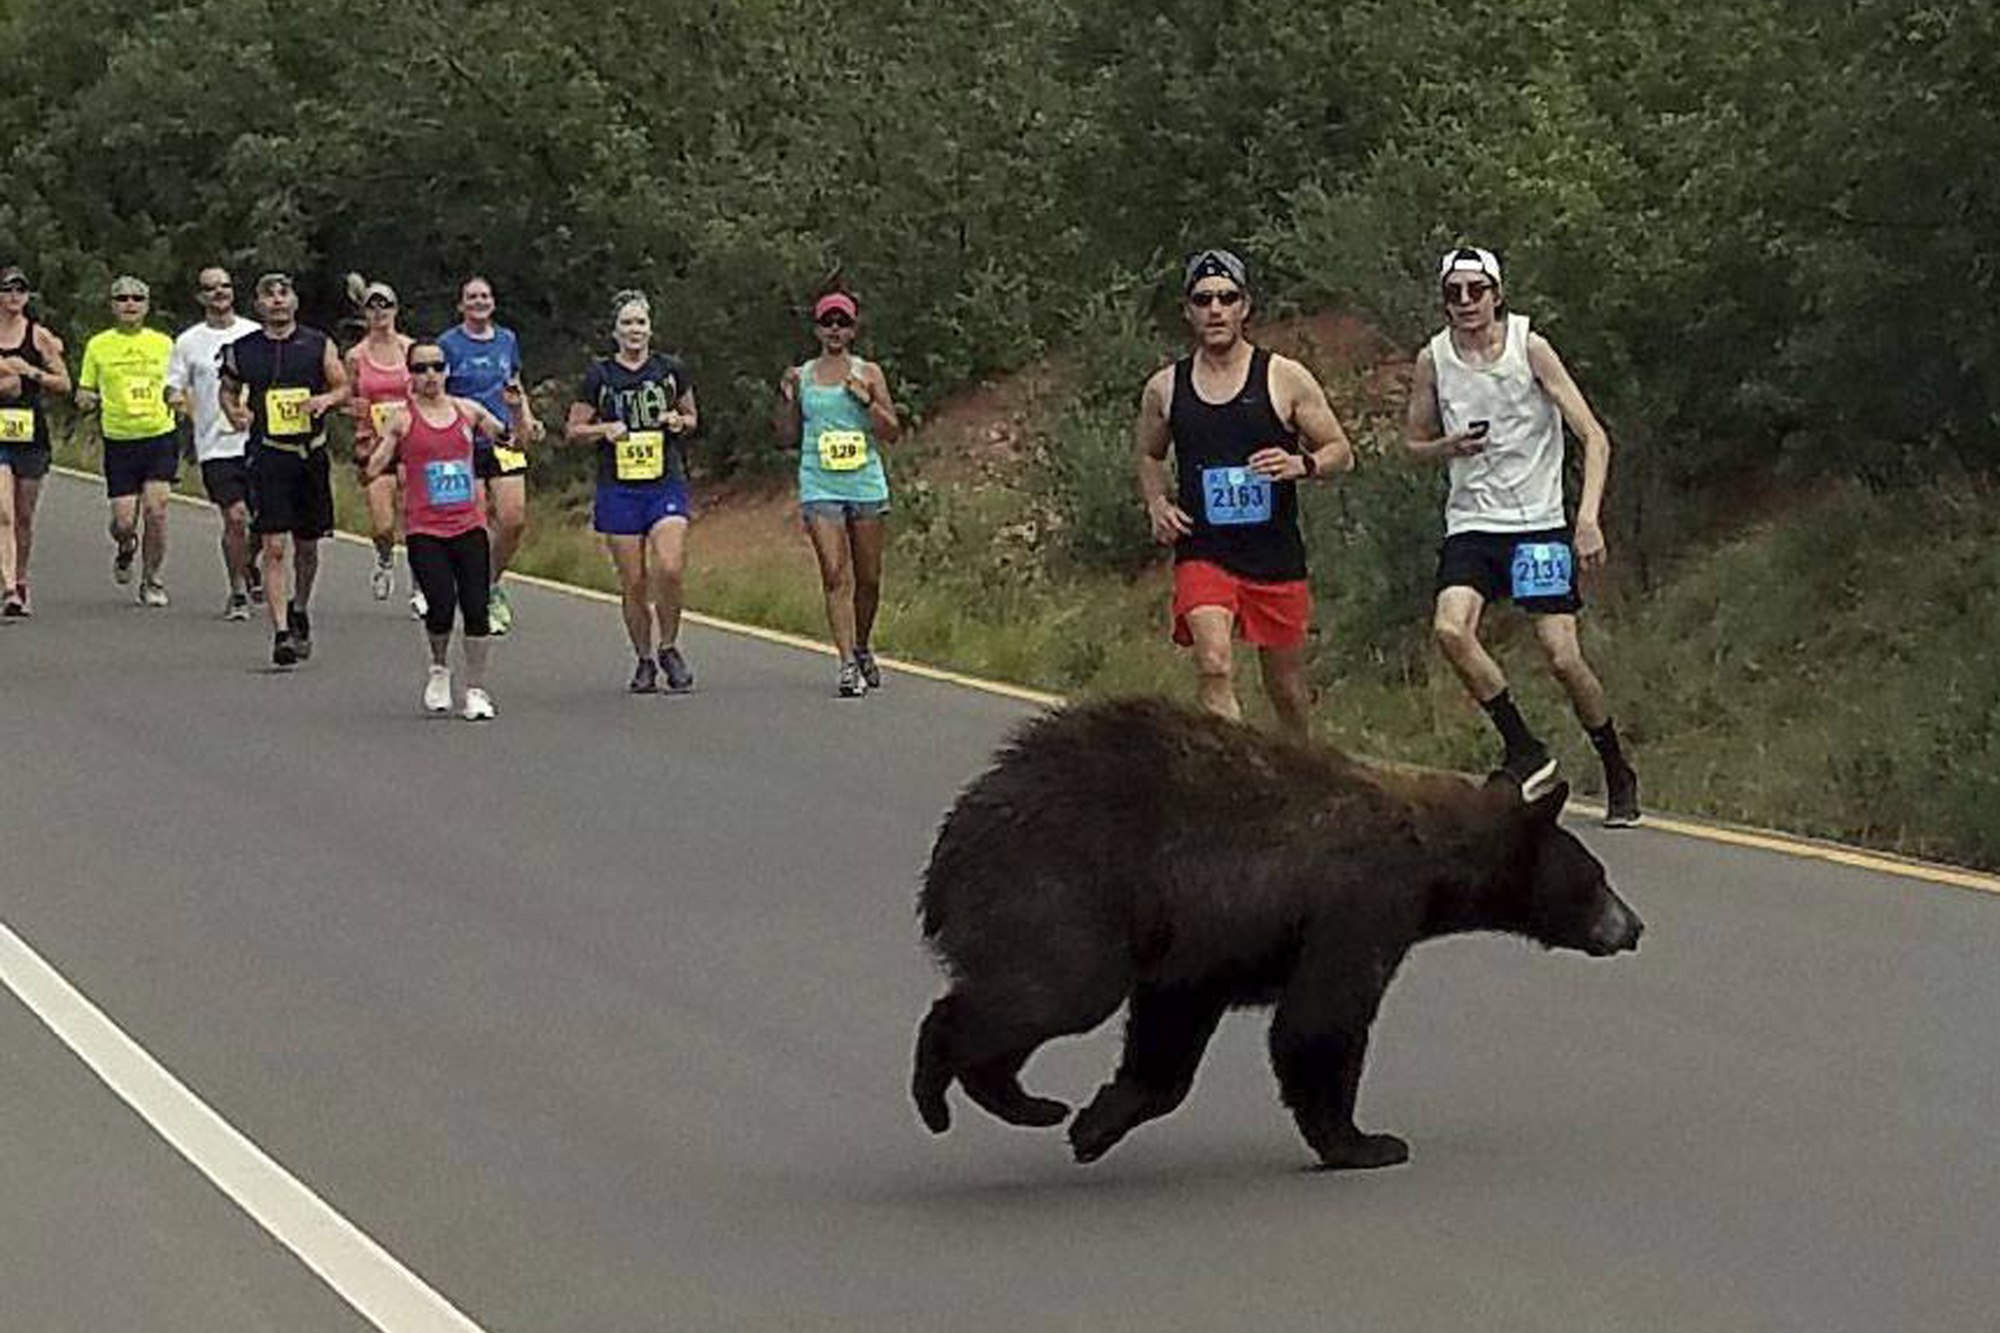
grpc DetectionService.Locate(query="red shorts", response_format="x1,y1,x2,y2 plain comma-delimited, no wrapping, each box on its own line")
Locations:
1171,559,1312,650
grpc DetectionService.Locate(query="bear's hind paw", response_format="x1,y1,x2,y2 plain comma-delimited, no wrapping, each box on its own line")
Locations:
1311,1131,1410,1171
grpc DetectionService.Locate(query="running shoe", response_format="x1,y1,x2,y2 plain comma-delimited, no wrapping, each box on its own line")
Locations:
224,592,251,621
658,644,695,693
423,665,453,714
461,688,496,722
290,604,313,661
629,656,660,694
272,630,299,668
246,562,265,604
410,588,428,621
370,555,394,600
837,660,868,698
112,538,136,586
1603,762,1642,828
488,584,513,636
138,579,170,608
1,586,23,618
853,645,882,690
10,582,28,617
1492,743,1558,801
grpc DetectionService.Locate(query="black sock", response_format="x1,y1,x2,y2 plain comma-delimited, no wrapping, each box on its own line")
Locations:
1481,690,1540,755
1588,720,1628,771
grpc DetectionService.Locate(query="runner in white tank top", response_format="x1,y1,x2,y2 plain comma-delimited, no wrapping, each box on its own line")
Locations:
1405,246,1639,826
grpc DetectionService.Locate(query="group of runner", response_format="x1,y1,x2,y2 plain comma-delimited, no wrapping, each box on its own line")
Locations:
4,244,1638,819
1141,245,1641,826
0,265,899,715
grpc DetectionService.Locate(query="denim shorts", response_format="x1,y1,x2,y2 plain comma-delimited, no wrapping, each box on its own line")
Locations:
799,498,890,524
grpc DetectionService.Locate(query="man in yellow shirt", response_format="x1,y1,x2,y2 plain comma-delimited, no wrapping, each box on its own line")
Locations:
77,275,178,605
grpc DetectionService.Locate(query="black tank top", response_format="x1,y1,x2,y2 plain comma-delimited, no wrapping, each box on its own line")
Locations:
0,317,51,448
1168,347,1306,581
222,325,331,450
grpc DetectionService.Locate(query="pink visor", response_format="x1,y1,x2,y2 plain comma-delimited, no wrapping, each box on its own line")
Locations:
812,292,858,321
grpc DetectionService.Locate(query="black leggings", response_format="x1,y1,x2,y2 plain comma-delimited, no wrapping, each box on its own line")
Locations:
407,530,491,637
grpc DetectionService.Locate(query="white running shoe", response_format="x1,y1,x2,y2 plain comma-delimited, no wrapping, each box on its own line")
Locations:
423,665,453,714
138,579,170,608
370,557,394,600
461,688,496,721
410,589,428,620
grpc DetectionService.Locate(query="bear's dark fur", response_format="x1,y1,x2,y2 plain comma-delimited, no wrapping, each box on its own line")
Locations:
912,697,1643,1170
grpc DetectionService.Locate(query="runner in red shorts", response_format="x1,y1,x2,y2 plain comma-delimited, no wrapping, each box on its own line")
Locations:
1134,248,1355,739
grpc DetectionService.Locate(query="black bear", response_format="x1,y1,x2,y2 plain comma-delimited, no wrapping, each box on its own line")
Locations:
912,697,1643,1170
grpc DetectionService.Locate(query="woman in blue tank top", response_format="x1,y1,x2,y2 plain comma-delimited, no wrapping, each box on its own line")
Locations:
774,291,900,698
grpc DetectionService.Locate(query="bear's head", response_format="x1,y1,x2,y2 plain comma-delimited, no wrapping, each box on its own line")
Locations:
1502,783,1645,957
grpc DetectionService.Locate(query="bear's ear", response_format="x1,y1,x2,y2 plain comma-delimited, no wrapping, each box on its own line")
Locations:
1527,780,1570,825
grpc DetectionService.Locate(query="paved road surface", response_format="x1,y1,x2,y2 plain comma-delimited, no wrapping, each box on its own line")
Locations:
3,474,1995,1332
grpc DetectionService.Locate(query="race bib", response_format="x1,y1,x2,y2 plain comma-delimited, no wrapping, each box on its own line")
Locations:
816,428,869,472
491,443,529,473
1201,466,1272,526
423,458,475,509
0,408,31,442
124,376,162,410
614,429,664,482
368,400,402,436
1510,541,1575,600
265,386,312,435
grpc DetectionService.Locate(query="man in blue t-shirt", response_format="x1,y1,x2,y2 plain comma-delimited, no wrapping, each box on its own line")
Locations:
438,276,541,633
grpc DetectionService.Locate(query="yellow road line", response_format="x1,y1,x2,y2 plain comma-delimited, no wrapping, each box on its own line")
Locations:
49,466,1999,895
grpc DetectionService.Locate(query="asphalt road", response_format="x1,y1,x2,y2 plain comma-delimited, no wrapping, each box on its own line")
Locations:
3,473,1995,1333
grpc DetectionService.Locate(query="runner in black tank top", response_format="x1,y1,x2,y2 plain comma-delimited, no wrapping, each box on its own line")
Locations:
0,267,72,615
1135,249,1356,739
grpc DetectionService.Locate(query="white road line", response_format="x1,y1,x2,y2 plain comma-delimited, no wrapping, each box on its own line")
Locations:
0,921,491,1333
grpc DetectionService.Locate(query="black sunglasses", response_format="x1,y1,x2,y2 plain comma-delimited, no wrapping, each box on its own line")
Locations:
408,360,449,374
364,295,396,309
816,312,855,328
1444,280,1493,305
0,281,28,294
112,294,148,303
1188,288,1245,309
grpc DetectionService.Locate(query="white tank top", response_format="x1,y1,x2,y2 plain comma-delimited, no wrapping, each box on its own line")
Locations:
1428,313,1566,535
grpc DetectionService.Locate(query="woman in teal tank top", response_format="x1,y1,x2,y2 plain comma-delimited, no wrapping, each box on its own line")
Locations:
774,291,900,698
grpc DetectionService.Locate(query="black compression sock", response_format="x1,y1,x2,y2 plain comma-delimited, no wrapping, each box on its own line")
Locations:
1588,719,1628,770
1480,690,1540,755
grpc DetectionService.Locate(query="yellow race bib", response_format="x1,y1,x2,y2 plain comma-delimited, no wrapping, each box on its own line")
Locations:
265,386,312,435
368,400,401,436
0,408,31,443
817,428,869,472
491,443,529,473
614,429,664,482
124,376,162,411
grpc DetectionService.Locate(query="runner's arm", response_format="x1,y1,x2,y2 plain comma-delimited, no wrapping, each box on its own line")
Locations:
217,347,251,432
1526,333,1610,551
773,366,803,448
1134,368,1192,543
311,340,351,415
1403,347,1484,462
860,361,900,444
564,400,623,446
17,326,70,395
362,409,407,480
664,388,698,437
1252,355,1352,480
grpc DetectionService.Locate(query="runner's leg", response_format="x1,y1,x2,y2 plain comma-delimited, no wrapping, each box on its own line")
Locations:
1183,606,1242,722
647,516,688,649
607,535,653,657
849,513,887,650
804,513,857,660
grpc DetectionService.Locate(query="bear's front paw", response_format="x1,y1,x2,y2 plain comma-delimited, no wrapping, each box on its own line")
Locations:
1312,1132,1410,1171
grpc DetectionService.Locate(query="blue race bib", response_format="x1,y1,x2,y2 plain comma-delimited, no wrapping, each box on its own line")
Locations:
1201,466,1273,526
424,458,474,509
1510,540,1575,600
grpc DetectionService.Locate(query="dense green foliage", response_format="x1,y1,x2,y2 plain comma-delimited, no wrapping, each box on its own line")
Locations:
8,2,1997,860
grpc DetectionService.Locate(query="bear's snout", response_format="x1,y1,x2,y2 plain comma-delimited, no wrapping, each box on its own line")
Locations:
1586,893,1645,956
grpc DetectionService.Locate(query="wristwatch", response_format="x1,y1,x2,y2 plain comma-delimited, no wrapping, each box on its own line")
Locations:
1299,450,1319,478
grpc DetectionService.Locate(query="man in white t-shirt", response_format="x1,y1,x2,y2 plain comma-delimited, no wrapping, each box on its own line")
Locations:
1404,246,1639,826
167,266,261,619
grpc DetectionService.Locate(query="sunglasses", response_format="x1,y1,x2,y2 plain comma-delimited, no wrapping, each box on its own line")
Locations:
0,281,28,294
408,360,449,374
364,295,396,309
112,294,148,303
1443,280,1493,305
1187,288,1245,309
816,312,855,328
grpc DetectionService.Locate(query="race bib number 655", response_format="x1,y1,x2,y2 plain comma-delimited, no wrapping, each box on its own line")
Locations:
615,429,665,482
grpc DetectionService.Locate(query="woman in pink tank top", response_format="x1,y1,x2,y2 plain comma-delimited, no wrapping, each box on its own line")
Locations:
344,275,413,606
363,341,525,722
